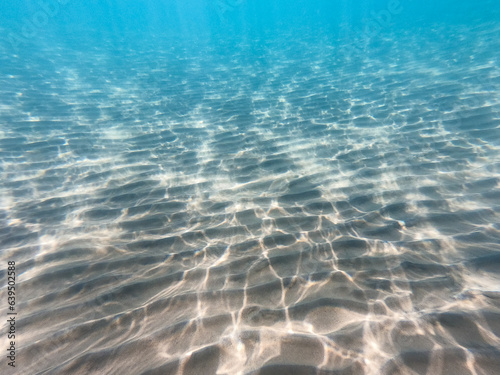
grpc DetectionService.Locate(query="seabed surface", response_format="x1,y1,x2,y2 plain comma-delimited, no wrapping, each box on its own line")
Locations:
1,25,500,375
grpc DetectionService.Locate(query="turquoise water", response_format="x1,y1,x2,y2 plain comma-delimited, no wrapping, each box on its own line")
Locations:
1,1,500,374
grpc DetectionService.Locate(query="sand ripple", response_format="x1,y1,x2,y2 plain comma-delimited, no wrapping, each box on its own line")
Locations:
1,25,500,375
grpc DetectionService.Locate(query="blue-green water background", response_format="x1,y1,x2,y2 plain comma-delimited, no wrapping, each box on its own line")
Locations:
2,1,500,49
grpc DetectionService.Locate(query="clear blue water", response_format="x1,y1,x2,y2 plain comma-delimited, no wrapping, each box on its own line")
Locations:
1,1,500,374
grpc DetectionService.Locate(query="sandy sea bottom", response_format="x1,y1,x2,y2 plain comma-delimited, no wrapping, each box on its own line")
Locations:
1,25,500,375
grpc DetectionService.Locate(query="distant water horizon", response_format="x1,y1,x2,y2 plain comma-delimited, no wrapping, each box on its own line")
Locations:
1,1,500,374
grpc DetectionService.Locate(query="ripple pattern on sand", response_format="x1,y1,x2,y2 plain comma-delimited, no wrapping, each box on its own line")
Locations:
1,26,500,375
